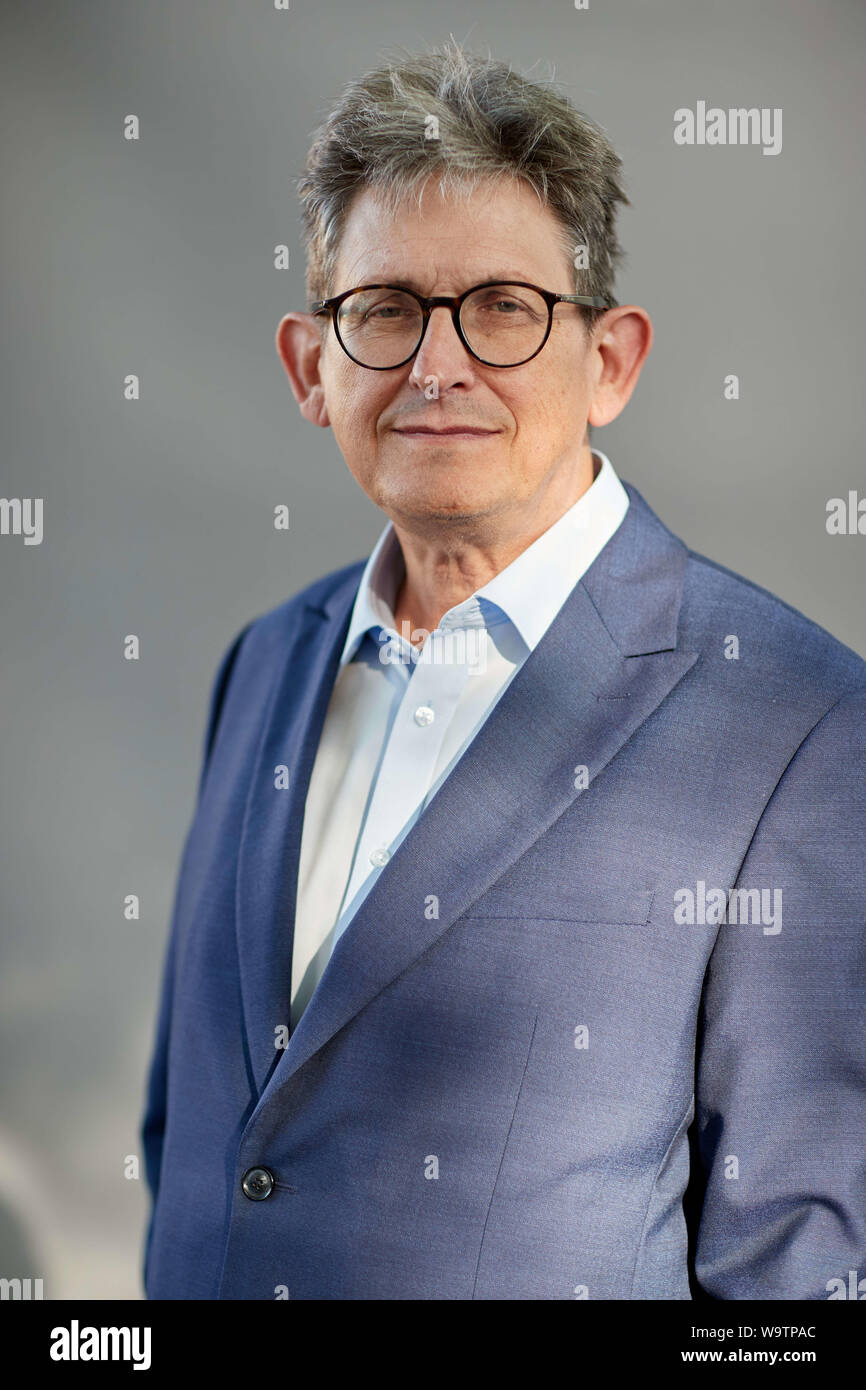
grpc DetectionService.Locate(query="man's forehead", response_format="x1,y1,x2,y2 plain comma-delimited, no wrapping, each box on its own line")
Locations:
334,181,570,291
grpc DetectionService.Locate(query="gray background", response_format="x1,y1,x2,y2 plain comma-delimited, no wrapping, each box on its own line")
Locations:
1,0,863,1298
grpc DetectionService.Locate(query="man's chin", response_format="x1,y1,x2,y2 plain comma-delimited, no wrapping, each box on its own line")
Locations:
377,488,510,528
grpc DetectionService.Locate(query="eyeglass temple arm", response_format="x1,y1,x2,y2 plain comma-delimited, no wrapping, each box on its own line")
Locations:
557,294,610,309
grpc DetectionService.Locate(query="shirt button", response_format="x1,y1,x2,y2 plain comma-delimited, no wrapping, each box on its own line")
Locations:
414,705,435,726
370,847,390,867
242,1166,275,1201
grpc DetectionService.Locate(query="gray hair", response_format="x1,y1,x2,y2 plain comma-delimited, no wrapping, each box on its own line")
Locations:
297,39,629,333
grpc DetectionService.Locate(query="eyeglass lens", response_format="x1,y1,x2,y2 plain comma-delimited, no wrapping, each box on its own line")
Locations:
335,284,550,367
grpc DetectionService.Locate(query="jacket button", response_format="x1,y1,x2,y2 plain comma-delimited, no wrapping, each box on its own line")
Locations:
241,1166,275,1201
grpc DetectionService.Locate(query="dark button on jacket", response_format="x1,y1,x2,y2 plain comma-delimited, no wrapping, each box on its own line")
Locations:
241,1167,274,1201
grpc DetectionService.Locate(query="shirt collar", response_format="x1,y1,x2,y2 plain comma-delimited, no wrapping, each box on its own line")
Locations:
339,448,629,666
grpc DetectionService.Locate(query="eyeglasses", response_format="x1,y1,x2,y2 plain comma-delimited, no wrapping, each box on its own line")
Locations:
310,280,609,370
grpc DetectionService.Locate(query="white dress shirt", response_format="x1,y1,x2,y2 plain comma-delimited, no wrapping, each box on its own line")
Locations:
289,449,629,1027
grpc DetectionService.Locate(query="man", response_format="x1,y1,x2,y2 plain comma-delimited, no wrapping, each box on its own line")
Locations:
141,41,866,1300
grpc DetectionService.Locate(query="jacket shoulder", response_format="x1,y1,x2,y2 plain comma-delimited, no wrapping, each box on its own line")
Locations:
680,544,866,701
198,558,365,767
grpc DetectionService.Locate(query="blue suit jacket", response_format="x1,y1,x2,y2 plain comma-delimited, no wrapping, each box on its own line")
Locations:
141,482,866,1300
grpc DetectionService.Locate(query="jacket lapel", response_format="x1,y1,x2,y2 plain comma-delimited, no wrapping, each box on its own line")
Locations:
234,567,361,1095
242,484,699,1106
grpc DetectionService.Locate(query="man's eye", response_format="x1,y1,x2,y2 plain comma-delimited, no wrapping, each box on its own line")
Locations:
367,304,410,319
476,297,523,314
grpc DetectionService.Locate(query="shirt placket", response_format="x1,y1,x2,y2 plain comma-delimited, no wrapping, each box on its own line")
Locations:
333,627,471,934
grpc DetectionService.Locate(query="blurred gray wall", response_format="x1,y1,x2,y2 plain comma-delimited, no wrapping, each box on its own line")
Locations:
1,0,864,1298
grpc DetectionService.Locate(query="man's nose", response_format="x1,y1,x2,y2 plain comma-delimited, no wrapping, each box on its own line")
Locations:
410,306,476,389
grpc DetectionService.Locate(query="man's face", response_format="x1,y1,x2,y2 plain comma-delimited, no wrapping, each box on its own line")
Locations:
314,177,603,531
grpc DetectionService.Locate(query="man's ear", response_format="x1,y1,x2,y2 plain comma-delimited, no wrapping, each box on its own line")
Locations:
586,306,653,429
276,313,331,428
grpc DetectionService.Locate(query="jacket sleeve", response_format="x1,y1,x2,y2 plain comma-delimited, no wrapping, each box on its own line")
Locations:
692,682,866,1299
139,622,251,1287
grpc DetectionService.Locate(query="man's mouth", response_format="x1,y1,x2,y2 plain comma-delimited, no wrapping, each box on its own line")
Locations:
391,425,500,438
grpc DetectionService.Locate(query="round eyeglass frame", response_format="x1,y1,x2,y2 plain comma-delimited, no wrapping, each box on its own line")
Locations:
310,280,610,370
